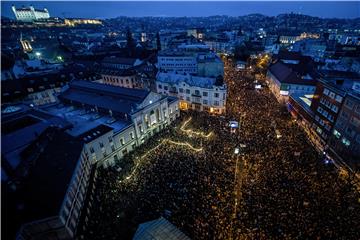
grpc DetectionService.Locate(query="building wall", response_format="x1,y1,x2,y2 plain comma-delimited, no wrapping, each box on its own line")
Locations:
158,55,197,74
17,150,91,240
311,83,344,143
197,61,224,77
328,94,360,168
12,6,50,22
156,80,226,114
101,74,138,89
75,94,179,168
27,88,61,106
131,95,179,145
60,150,92,238
158,52,224,77
267,71,316,104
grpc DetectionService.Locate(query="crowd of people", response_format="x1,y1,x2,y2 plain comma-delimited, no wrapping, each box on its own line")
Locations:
225,59,360,239
78,58,360,240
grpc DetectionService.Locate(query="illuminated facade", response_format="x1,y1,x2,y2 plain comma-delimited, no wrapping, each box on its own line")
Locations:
64,18,102,26
49,80,180,167
12,5,50,22
156,72,226,114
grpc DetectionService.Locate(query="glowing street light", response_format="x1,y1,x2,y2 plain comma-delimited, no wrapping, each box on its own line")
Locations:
35,52,41,57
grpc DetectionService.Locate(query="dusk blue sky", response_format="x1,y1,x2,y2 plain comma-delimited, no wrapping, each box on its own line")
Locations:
1,1,359,19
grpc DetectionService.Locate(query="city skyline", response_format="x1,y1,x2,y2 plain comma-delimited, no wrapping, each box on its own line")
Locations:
2,1,360,19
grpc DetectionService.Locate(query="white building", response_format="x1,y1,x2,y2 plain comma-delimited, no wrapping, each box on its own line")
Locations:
12,5,50,22
98,68,139,89
156,72,227,114
157,44,224,78
46,80,180,167
2,80,180,238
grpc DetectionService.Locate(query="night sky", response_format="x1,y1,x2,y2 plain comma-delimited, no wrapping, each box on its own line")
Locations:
1,1,359,19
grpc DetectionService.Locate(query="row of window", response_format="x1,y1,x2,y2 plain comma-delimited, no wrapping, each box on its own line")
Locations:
160,63,196,67
345,99,360,115
159,58,194,61
104,76,134,85
158,84,224,98
315,126,328,139
333,130,352,146
323,88,343,103
89,132,135,154
180,96,220,106
317,106,334,122
62,155,91,232
320,97,339,113
315,115,331,131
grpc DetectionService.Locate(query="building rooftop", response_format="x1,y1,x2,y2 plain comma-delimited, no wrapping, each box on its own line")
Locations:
59,80,151,115
133,217,190,240
167,96,179,104
290,92,315,116
102,56,142,66
96,67,136,77
4,128,83,233
76,124,114,143
269,61,316,86
157,72,225,89
1,104,71,170
43,104,132,136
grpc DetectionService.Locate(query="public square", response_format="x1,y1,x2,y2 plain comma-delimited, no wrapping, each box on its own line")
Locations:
79,59,360,240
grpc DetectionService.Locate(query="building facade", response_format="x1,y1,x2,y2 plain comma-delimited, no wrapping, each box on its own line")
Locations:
310,79,346,145
49,80,180,167
4,80,181,239
12,5,50,22
157,44,224,77
98,69,139,89
267,61,316,103
156,72,226,114
327,92,360,169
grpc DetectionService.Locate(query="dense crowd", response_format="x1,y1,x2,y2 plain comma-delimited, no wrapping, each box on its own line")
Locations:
78,59,360,240
225,60,360,239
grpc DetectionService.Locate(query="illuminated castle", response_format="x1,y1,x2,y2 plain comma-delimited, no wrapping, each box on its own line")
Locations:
12,5,50,22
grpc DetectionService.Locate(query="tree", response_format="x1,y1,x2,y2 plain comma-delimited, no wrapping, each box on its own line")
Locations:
156,32,161,51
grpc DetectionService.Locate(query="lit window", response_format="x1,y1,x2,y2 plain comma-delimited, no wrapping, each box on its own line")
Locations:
323,88,329,96
341,138,350,146
333,129,341,139
335,95,343,103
